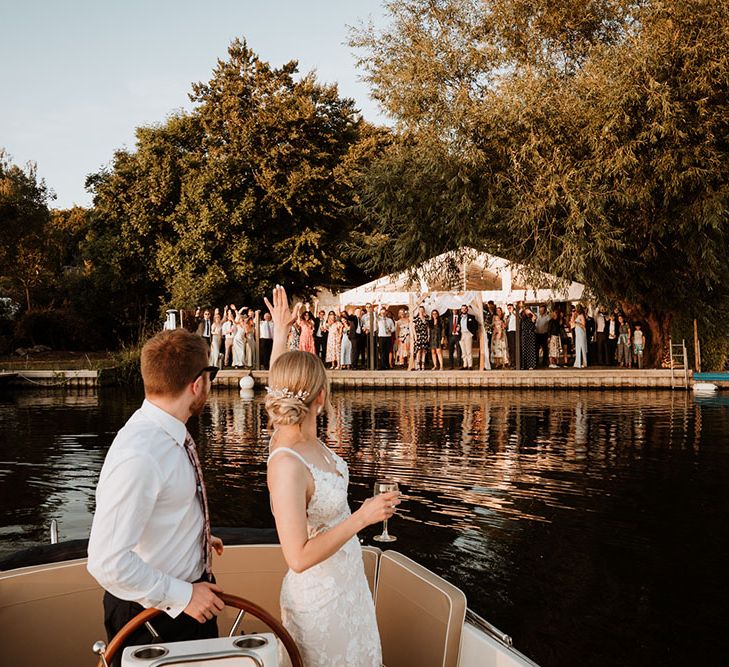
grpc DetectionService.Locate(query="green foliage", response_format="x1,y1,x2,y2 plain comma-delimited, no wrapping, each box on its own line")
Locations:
0,151,54,311
87,40,388,318
351,0,729,367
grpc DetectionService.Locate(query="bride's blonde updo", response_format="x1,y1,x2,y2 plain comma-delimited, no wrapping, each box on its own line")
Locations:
265,351,330,427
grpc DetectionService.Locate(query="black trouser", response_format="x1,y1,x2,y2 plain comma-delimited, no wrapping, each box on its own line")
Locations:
507,331,516,367
536,333,549,366
448,335,461,368
378,336,392,369
315,334,327,362
260,338,273,369
607,337,618,365
596,332,608,366
362,333,371,368
103,575,218,667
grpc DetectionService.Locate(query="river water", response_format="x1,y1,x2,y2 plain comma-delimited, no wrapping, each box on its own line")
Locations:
1,387,728,666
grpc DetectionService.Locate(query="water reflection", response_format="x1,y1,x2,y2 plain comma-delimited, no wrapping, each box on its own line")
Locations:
1,388,727,666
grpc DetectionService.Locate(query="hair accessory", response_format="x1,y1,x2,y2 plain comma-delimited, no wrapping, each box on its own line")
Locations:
265,386,310,402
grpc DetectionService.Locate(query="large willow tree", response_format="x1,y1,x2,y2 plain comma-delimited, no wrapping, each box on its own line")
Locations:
87,40,387,314
351,0,729,366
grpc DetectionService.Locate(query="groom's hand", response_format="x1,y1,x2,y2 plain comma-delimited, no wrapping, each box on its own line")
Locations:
184,582,225,623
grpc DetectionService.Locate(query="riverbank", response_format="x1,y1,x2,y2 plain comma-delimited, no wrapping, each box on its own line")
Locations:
0,367,695,390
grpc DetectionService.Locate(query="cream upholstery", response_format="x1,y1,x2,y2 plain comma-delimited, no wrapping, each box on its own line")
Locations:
375,550,467,667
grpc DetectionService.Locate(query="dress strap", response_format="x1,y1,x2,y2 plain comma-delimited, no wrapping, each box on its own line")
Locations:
267,447,311,468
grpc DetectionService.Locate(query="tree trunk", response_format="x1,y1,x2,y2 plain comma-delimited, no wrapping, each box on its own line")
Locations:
24,283,32,313
618,302,672,368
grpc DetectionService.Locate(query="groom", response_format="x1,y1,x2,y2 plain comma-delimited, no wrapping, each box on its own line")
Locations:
87,328,225,664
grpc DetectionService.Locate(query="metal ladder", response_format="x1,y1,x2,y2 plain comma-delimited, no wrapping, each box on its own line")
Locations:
669,338,689,389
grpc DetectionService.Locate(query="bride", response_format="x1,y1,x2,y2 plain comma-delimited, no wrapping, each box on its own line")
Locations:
264,286,400,666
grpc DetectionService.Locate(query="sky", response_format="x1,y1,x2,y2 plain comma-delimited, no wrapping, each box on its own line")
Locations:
0,0,389,209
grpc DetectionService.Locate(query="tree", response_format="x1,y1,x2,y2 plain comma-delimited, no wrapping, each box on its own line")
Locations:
351,0,729,366
87,40,388,324
0,150,53,311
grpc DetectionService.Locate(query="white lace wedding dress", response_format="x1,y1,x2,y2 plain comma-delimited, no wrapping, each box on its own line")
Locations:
267,446,382,667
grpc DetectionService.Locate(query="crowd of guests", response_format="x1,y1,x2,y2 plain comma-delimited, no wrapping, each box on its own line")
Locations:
482,301,647,370
190,300,648,371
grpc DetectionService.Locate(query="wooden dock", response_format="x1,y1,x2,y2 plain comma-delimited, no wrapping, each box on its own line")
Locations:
0,367,696,390
216,368,691,390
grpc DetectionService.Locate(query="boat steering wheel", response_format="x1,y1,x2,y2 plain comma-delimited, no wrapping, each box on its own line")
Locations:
95,592,302,667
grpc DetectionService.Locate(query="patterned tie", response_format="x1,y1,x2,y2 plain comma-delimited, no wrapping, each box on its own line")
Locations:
184,432,212,576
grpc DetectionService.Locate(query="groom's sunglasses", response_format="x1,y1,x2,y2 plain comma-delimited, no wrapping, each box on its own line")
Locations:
194,366,219,383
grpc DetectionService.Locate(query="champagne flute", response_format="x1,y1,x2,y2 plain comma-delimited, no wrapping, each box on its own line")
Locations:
373,480,399,542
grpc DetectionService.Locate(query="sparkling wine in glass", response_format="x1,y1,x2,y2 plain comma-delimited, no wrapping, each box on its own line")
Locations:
373,480,399,542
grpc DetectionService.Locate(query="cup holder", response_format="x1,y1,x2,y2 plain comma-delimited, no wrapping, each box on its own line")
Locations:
234,636,268,649
132,646,169,659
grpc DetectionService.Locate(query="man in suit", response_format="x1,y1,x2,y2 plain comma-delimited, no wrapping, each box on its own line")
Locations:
444,308,462,369
360,303,374,369
195,309,212,348
506,303,517,368
458,305,479,369
314,310,327,362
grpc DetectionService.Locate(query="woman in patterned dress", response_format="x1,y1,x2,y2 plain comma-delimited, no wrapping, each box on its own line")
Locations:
428,309,444,370
413,305,430,370
491,311,508,368
324,311,341,369
395,309,411,367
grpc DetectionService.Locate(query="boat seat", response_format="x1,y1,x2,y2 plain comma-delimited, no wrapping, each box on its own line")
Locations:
214,544,381,634
375,551,466,667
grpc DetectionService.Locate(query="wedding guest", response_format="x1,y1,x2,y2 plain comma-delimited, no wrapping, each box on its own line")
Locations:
340,314,352,369
324,311,341,369
561,310,573,366
360,303,374,369
413,306,429,370
343,309,359,369
232,316,247,368
547,310,561,368
221,312,236,367
244,316,256,368
396,309,411,367
633,323,645,369
444,308,461,369
521,309,537,370
298,311,316,355
288,319,301,352
429,309,444,371
259,312,274,369
535,305,550,367
314,309,328,363
377,307,395,370
505,304,517,368
209,313,222,367
595,308,608,365
607,312,619,365
491,311,508,368
617,314,632,367
572,305,588,368
196,309,212,348
483,301,495,356
458,305,478,369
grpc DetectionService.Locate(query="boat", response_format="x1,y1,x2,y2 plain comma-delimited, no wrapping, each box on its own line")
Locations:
0,527,539,666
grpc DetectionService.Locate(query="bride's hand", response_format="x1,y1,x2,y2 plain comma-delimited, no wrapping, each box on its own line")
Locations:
264,285,302,332
355,491,401,528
